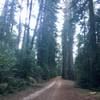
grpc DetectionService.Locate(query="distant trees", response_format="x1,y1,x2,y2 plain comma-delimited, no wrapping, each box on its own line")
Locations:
62,0,74,80
0,0,18,47
61,0,100,89
17,0,34,79
37,0,59,79
72,0,100,88
0,0,60,94
0,0,19,93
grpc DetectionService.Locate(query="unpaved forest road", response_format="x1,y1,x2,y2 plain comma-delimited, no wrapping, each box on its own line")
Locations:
0,77,100,100
23,77,100,100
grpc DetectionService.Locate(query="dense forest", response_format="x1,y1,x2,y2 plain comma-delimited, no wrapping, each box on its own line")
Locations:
0,0,100,94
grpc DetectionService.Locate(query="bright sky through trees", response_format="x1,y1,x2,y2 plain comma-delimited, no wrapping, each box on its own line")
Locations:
0,0,65,48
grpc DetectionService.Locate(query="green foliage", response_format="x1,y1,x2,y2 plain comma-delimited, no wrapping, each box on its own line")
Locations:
72,0,100,89
75,48,90,88
0,43,43,94
0,42,16,83
16,49,42,80
37,0,59,80
0,42,17,94
75,47,100,89
0,0,60,95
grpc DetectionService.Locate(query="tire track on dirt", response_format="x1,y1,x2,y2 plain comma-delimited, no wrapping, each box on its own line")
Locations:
23,81,56,100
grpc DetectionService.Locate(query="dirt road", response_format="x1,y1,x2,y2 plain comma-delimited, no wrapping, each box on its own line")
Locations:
0,77,100,100
23,77,100,100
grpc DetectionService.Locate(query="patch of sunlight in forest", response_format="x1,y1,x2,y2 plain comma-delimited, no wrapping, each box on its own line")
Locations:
56,0,65,45
16,0,39,49
0,0,5,15
0,0,78,57
0,0,64,48
18,0,65,48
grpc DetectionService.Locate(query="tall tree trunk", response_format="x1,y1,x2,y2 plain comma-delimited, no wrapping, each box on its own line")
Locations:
30,0,44,50
16,0,23,49
62,0,74,80
22,0,30,50
88,0,96,49
88,0,97,84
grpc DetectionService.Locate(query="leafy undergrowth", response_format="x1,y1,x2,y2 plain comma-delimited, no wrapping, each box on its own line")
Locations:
0,78,50,100
0,77,44,95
